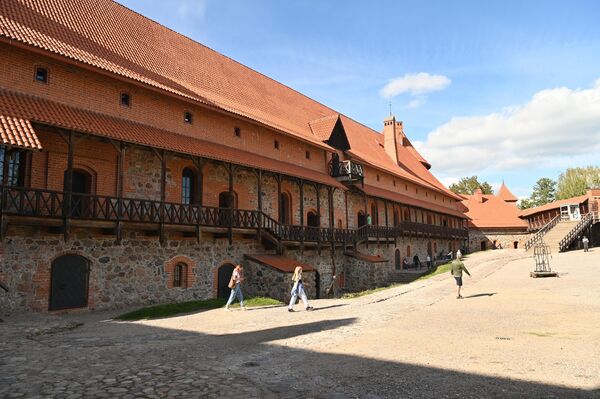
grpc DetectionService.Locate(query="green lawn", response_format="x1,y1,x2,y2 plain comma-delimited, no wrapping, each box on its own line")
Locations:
116,296,282,321
416,261,453,281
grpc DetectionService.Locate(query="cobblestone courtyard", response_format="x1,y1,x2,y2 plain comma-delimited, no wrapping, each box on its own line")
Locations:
2,249,600,398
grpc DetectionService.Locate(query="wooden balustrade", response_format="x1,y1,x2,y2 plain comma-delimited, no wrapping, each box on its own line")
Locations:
1,187,468,243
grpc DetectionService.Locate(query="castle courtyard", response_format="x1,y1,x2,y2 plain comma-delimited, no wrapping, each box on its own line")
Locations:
2,248,599,398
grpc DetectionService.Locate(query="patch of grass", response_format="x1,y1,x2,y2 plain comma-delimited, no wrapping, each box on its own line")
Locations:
341,284,400,299
116,296,282,321
416,262,453,281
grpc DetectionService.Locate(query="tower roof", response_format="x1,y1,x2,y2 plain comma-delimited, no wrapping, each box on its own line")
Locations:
497,182,518,202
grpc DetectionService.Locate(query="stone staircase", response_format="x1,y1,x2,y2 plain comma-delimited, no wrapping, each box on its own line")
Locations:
537,220,579,252
388,269,430,284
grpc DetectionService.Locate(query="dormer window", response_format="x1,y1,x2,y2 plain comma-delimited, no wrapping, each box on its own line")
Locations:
184,111,193,124
120,92,131,107
35,67,48,84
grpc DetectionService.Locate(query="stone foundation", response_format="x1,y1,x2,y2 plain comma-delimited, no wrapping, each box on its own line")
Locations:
468,229,530,252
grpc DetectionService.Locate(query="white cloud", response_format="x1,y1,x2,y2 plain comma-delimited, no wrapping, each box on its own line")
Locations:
380,72,451,99
417,79,600,176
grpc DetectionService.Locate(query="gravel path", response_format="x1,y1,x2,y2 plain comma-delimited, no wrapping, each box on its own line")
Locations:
2,249,599,398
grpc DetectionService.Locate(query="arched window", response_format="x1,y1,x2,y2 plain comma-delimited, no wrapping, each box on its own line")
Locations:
182,167,196,205
307,210,319,227
173,263,187,288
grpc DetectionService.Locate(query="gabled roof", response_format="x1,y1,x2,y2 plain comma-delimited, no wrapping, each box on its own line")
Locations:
462,193,528,229
497,182,518,202
519,195,589,218
309,114,339,141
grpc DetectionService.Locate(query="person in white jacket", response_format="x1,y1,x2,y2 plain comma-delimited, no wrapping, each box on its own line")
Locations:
288,266,314,312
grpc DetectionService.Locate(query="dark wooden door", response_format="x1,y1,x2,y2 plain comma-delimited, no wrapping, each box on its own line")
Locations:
217,263,234,298
357,212,366,227
395,249,401,270
49,255,89,310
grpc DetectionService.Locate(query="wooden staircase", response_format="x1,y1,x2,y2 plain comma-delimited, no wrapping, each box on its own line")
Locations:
535,220,579,252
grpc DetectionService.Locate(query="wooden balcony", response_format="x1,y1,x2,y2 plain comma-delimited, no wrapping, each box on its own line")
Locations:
0,186,468,244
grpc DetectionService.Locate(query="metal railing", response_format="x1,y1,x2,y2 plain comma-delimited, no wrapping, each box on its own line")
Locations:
524,214,560,251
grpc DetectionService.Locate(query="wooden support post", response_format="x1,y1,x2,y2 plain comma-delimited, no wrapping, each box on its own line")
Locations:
344,190,349,230
159,149,166,245
257,169,262,242
116,142,125,244
64,131,74,242
191,157,204,207
316,184,321,227
0,147,12,241
277,174,282,223
299,179,305,226
228,163,234,245
328,187,334,229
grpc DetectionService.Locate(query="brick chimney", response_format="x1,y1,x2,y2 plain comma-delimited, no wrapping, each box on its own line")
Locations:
383,116,402,165
474,188,483,203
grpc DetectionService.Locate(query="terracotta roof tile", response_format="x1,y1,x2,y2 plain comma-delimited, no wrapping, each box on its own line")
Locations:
462,193,528,229
344,252,388,263
244,254,315,273
0,114,42,150
497,182,518,202
359,184,466,218
519,195,589,218
0,89,345,189
309,114,339,140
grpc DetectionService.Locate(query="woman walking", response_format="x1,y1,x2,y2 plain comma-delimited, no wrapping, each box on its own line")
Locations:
288,266,314,312
225,264,246,311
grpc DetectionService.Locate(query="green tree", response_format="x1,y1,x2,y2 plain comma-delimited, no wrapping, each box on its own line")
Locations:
556,166,600,199
518,178,556,210
449,176,493,195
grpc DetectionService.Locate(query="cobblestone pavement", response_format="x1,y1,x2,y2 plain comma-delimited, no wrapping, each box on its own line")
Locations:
2,249,600,398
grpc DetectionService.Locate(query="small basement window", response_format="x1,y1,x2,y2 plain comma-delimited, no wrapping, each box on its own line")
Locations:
234,127,241,137
120,92,131,107
35,67,48,84
274,140,279,149
184,111,193,124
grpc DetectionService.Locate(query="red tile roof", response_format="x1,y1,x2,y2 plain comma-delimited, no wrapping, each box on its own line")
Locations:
359,184,466,218
462,193,528,229
0,89,345,189
0,0,335,151
0,0,461,204
244,254,315,273
0,114,42,150
519,195,589,218
344,252,388,263
497,182,518,202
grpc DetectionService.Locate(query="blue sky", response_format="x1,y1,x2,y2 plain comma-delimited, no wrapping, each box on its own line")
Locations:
118,0,600,198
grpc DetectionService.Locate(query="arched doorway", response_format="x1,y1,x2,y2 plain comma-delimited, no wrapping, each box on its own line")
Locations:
395,249,401,270
370,203,378,225
279,192,292,224
357,211,366,227
49,255,90,310
217,263,235,299
64,169,92,217
307,210,319,227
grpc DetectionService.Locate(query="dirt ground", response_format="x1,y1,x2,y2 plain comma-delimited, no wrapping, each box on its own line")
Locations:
2,248,600,398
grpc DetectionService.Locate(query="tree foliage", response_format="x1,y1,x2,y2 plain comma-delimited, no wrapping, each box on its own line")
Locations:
518,178,556,210
556,166,600,200
449,176,493,195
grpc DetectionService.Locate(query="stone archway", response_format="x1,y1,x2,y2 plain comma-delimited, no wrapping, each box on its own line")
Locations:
49,254,90,310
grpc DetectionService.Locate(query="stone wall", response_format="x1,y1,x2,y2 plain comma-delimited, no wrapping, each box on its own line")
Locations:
468,229,530,252
0,228,460,314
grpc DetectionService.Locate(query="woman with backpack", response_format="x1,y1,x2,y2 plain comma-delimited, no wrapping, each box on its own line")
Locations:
225,264,246,311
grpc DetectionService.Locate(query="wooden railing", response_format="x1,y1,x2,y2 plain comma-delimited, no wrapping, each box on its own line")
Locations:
0,187,468,243
524,214,560,251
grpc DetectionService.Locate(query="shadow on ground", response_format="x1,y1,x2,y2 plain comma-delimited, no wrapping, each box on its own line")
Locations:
2,314,598,399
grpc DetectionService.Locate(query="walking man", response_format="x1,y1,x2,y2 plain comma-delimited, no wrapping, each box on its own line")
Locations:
225,265,246,311
582,236,589,252
426,254,432,269
450,253,471,299
288,266,313,312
